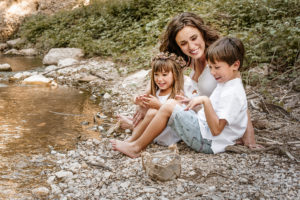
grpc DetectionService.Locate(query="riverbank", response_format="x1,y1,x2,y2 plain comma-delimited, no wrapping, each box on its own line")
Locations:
3,53,298,199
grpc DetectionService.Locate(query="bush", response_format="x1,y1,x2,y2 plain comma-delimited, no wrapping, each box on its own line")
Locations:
16,0,299,76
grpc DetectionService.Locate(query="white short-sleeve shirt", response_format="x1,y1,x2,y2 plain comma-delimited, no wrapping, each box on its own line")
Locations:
197,78,248,153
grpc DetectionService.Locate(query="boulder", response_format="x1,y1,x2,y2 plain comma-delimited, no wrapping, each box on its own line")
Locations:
32,187,49,198
0,43,8,51
19,48,38,56
22,74,52,85
4,49,20,55
6,38,23,48
57,58,79,67
43,48,84,65
0,63,12,71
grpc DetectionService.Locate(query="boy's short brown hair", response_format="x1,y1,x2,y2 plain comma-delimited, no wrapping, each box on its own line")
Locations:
206,37,245,70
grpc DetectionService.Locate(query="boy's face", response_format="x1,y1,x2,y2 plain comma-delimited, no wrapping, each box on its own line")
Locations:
208,60,239,83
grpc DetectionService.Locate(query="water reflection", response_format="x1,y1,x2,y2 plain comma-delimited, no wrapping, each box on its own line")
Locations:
0,84,100,199
0,54,42,71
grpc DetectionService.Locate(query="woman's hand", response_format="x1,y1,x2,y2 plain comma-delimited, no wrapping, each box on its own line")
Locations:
141,95,161,110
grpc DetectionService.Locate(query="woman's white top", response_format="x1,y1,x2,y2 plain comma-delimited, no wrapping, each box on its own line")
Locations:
189,65,217,97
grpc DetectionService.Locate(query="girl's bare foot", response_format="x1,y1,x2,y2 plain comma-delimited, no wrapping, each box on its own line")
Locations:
117,115,134,130
110,139,141,158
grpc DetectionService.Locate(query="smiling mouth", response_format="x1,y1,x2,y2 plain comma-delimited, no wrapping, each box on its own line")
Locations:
190,48,199,54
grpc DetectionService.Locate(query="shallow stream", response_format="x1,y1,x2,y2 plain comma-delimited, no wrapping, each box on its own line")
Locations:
0,55,101,199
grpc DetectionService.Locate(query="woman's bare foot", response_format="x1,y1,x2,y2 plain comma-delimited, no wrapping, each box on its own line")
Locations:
235,138,264,149
110,139,141,158
117,115,134,130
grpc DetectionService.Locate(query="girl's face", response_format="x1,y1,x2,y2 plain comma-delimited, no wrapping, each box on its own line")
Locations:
175,26,205,60
154,70,174,94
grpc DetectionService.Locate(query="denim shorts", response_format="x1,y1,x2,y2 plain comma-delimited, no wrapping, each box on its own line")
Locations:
168,105,213,154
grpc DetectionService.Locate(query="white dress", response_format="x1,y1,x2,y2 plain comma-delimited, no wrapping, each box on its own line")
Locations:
153,90,182,146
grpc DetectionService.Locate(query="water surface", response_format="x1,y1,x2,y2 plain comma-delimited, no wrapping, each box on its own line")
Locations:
0,84,101,199
0,54,43,71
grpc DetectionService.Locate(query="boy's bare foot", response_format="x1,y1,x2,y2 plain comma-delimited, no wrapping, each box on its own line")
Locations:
110,139,141,158
117,115,134,130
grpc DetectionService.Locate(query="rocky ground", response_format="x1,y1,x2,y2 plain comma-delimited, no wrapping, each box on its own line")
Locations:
4,53,299,199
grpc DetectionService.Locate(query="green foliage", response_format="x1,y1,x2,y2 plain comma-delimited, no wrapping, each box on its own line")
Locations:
16,0,299,77
210,0,300,72
17,0,185,71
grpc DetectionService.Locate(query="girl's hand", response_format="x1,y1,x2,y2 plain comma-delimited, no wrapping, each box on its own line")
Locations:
134,94,148,107
175,95,190,105
141,95,161,109
184,96,207,111
132,106,148,127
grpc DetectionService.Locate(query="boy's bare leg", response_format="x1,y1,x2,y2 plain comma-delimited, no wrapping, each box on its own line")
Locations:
125,109,158,142
111,100,178,158
117,115,134,130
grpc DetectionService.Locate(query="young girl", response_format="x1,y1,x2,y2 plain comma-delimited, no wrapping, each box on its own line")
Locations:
122,52,186,146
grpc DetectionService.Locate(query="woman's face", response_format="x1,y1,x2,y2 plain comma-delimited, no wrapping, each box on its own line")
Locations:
175,26,205,60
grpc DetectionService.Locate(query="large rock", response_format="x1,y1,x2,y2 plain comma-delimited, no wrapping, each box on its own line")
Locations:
6,38,23,48
0,63,12,71
19,48,38,56
43,48,84,65
0,43,8,51
4,49,20,55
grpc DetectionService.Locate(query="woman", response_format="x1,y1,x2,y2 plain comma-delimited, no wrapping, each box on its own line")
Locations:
115,13,258,157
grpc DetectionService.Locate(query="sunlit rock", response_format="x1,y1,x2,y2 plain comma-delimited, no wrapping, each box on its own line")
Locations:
10,71,34,81
0,43,8,51
0,63,12,71
57,58,79,67
122,69,150,88
4,48,20,55
19,48,38,56
43,48,84,65
32,187,49,198
6,38,23,48
22,74,53,86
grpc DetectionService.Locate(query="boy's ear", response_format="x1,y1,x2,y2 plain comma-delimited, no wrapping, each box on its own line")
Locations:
232,60,240,70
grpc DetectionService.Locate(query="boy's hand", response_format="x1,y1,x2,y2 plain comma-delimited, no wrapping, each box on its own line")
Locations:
141,95,161,109
185,96,208,111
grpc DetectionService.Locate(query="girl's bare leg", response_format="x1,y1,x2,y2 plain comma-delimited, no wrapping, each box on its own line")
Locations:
125,109,158,142
111,100,178,158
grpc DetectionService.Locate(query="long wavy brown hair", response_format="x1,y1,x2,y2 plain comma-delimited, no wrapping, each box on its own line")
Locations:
159,12,219,64
150,53,184,99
